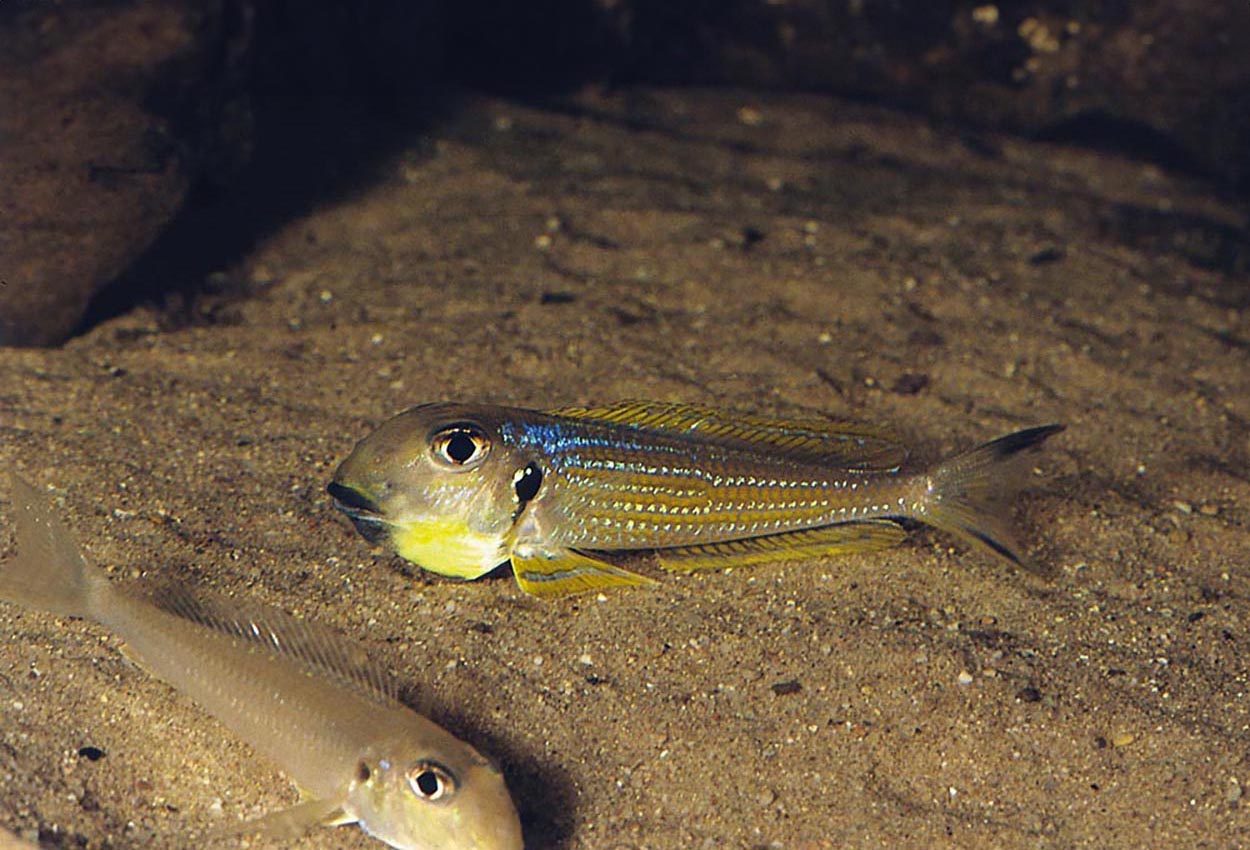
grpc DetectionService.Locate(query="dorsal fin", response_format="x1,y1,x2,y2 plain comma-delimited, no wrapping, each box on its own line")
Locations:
149,586,399,706
547,401,907,472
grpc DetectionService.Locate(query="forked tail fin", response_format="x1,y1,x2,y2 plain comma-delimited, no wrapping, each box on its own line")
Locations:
916,425,1064,570
1,474,112,618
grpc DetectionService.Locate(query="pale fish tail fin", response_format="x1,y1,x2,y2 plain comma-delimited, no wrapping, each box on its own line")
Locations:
915,425,1064,571
1,474,112,619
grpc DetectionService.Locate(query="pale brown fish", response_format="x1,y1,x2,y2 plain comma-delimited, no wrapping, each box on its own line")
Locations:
0,474,523,850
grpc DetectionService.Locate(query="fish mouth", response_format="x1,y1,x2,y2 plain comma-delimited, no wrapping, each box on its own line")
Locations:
327,482,391,544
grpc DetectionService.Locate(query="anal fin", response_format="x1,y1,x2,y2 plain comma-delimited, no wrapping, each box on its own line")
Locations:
512,549,657,599
655,520,906,572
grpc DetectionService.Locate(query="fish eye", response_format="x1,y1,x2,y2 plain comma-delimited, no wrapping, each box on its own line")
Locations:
406,760,457,802
356,760,372,783
430,424,490,468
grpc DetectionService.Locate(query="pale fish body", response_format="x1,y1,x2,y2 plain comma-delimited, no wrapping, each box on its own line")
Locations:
328,401,1063,598
0,475,523,850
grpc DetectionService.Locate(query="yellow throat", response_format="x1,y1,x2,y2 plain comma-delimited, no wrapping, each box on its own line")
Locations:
390,517,506,580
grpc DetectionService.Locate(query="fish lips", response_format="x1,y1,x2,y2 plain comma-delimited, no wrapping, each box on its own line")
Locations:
326,482,390,545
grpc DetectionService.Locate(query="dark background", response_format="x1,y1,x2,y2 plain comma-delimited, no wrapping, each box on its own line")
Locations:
2,0,1247,346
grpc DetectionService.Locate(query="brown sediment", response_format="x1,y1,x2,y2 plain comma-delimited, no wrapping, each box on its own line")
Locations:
0,90,1247,849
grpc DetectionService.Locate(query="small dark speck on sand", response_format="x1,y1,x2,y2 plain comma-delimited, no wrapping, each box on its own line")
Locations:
1015,686,1042,703
771,680,803,697
78,746,106,761
1029,246,1066,265
892,373,929,395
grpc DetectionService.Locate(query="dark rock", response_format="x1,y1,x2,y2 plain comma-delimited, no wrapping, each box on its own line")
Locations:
594,1,1250,190
0,0,252,346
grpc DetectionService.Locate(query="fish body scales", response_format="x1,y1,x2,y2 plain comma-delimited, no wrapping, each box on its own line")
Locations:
328,401,1063,598
507,418,903,550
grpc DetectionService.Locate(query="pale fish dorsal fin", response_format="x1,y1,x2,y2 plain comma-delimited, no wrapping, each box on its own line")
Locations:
655,520,906,572
150,586,399,706
211,793,353,842
512,549,657,599
548,401,907,472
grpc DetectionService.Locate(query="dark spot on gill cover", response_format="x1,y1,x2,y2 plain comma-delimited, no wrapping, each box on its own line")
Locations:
515,462,543,503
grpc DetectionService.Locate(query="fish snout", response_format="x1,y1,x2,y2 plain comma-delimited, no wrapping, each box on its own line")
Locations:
326,482,390,544
327,481,382,516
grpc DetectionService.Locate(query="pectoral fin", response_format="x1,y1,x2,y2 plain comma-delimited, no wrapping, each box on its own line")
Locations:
512,549,657,599
655,520,906,572
212,795,353,842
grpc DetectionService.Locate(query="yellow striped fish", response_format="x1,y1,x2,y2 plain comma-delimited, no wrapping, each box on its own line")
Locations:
328,402,1063,599
0,475,523,850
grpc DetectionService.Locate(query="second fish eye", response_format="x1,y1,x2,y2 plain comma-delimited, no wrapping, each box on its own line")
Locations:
432,425,489,467
407,760,457,801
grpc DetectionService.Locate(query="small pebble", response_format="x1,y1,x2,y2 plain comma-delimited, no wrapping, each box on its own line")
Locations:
1111,732,1135,748
737,106,764,126
957,670,975,686
1227,778,1243,805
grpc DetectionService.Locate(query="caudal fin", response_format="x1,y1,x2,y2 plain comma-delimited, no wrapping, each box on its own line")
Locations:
917,425,1064,570
1,474,111,618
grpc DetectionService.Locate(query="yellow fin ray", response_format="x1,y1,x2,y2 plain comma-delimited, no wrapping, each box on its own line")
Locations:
548,401,907,472
655,520,906,572
512,549,656,599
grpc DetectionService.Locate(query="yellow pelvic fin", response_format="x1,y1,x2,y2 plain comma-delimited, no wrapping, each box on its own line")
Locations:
655,520,906,572
512,549,657,599
548,400,907,472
